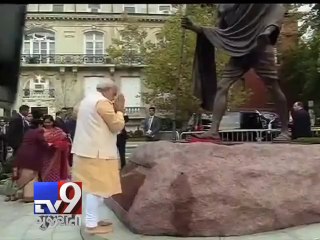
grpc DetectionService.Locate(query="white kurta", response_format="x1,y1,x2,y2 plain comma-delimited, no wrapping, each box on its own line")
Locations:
72,93,124,197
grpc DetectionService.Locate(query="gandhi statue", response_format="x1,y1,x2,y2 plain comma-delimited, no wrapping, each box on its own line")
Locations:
182,4,290,142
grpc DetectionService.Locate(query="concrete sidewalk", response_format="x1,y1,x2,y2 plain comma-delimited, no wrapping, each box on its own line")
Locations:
0,196,81,240
1,195,320,240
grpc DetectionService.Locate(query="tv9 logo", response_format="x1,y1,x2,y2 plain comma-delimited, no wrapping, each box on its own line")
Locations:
34,182,82,215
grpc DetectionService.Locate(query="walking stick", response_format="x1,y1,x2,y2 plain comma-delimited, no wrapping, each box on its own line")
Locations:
172,4,189,142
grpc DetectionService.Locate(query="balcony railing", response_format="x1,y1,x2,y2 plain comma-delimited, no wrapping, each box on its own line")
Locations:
125,107,146,118
21,54,113,65
23,89,55,99
20,54,145,65
113,52,145,65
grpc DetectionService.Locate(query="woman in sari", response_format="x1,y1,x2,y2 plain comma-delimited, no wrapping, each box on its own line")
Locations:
40,115,71,182
6,119,50,202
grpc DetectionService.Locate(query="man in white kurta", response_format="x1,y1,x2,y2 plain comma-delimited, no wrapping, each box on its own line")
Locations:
71,80,125,235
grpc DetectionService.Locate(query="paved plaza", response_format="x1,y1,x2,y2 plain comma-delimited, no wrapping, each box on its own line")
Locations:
0,195,320,240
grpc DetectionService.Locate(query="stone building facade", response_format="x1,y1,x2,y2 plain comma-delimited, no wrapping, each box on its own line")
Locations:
14,4,174,128
12,5,299,124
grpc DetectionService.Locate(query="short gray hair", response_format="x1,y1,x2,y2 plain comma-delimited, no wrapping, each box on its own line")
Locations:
96,79,117,92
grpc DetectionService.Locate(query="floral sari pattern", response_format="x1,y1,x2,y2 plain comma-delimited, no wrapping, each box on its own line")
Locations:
41,127,71,182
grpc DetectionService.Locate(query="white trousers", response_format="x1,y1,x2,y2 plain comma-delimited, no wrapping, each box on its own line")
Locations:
85,193,104,228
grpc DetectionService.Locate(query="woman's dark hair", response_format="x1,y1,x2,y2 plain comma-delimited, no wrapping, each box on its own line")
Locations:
43,115,55,126
29,119,43,129
31,110,43,120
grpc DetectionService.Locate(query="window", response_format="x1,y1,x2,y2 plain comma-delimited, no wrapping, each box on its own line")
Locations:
84,31,104,63
120,77,141,107
34,84,44,90
123,4,136,13
22,31,55,64
23,76,53,99
158,5,171,13
52,4,64,12
88,4,101,13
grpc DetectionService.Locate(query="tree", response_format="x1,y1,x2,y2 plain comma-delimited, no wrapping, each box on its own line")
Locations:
298,4,320,36
279,34,320,107
108,6,251,121
279,4,320,110
142,5,250,120
108,14,150,65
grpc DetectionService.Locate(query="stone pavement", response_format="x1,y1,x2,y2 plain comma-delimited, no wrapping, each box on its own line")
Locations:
1,195,320,240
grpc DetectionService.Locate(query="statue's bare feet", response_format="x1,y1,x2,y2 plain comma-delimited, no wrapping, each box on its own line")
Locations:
273,131,291,143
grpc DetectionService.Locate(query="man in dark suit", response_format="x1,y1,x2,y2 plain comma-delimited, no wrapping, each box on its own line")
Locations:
290,102,312,140
143,107,161,141
117,115,129,169
55,111,69,134
6,105,30,155
65,117,76,141
0,118,8,163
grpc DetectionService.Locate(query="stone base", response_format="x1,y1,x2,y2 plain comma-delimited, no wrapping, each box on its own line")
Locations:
106,141,320,237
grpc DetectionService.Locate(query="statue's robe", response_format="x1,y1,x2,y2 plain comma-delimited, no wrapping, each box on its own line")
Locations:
0,5,26,109
193,4,285,111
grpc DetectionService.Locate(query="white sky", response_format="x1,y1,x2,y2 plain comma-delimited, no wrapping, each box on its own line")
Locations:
296,4,314,40
298,4,312,12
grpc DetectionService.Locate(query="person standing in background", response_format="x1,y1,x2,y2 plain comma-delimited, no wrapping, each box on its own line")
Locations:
25,113,33,125
66,116,77,141
117,115,129,169
40,115,71,182
55,111,69,134
72,80,125,235
0,118,8,164
10,119,51,202
6,105,30,155
143,107,161,141
291,102,312,140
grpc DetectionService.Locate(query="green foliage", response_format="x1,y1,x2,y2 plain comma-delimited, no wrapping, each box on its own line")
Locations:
279,32,320,104
108,14,150,65
228,81,253,110
141,5,222,120
108,6,251,121
143,5,251,120
298,4,320,36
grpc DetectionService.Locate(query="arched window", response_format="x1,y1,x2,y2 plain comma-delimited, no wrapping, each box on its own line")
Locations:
85,32,104,63
22,31,55,64
85,31,104,55
84,31,104,63
23,76,55,99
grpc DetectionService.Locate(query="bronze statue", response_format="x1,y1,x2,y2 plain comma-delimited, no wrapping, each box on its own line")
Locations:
0,5,26,110
182,4,290,142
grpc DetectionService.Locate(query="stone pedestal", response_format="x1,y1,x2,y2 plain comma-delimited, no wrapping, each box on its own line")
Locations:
105,141,320,237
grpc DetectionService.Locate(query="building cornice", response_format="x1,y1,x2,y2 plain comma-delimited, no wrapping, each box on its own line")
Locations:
26,12,169,23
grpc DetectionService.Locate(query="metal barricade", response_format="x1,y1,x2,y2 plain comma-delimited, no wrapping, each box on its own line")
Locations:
180,129,282,143
311,127,320,137
159,131,180,141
